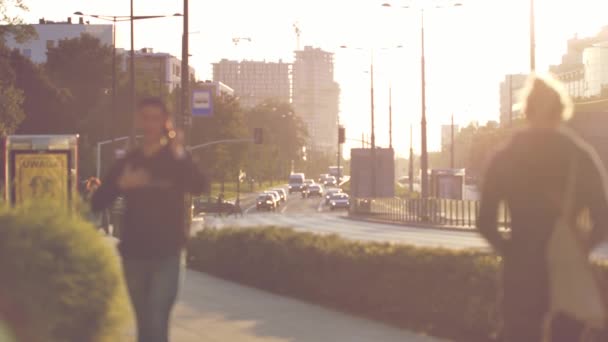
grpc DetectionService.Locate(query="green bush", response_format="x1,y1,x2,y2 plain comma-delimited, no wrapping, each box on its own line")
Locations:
188,227,502,341
0,204,130,342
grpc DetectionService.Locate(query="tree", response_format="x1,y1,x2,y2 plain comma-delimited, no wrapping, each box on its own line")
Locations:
0,0,35,137
45,34,113,139
189,94,248,187
0,0,36,46
244,100,308,184
10,49,71,134
0,46,25,136
0,83,24,136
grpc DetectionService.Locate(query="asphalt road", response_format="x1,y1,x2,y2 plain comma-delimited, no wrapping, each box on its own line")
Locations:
200,188,608,260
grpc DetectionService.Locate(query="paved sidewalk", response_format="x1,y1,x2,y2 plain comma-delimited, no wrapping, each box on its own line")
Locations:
168,270,446,342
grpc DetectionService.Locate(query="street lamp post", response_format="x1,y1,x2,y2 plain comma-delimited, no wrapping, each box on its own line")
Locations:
73,10,182,149
389,83,393,149
382,2,461,204
129,0,136,147
409,124,414,192
530,0,536,71
73,12,121,148
340,44,402,197
181,0,190,142
419,8,429,202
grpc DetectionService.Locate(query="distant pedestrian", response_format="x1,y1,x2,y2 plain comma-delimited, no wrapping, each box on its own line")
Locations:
92,97,209,342
233,198,243,218
84,177,109,234
477,74,608,341
216,193,224,217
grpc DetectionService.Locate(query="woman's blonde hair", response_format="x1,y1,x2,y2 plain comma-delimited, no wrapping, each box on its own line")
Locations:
520,73,573,123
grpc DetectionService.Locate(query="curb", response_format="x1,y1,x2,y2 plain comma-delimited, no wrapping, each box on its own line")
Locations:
341,215,478,234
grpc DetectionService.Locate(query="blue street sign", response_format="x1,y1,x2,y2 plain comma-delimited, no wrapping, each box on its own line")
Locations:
192,89,213,117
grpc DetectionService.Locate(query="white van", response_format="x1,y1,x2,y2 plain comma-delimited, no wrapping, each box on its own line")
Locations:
288,173,305,194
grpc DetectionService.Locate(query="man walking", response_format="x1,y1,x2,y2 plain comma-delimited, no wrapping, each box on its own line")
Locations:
92,97,209,342
477,75,608,341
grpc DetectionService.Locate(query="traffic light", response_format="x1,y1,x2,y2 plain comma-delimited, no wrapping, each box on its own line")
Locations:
253,128,263,144
338,127,345,144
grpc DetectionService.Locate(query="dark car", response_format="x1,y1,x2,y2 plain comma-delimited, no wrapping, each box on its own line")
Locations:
256,194,276,211
288,173,306,193
193,197,239,216
301,184,310,198
329,193,350,210
308,184,323,197
323,176,338,187
324,188,343,205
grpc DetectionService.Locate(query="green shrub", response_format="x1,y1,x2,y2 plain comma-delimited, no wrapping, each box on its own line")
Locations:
0,204,130,342
188,227,502,341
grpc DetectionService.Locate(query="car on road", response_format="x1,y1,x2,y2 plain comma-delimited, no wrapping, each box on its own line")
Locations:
288,173,306,194
300,185,310,198
265,191,282,207
318,173,330,183
307,184,323,197
304,179,315,187
323,176,337,187
272,188,287,202
325,188,343,205
256,194,276,211
329,193,350,210
193,197,240,216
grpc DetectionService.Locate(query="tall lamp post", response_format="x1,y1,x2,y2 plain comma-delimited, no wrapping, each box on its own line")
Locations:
409,124,414,192
382,2,462,203
340,44,402,197
180,0,190,143
74,10,182,148
389,83,393,149
530,0,536,71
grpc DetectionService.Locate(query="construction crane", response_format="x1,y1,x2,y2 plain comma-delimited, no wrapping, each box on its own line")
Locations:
293,22,301,50
232,37,252,46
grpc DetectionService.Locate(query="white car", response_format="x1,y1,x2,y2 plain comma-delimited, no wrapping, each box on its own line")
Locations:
325,188,343,204
264,191,282,207
272,188,287,202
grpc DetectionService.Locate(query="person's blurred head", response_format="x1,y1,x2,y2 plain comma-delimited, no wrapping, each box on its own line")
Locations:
136,97,174,144
86,177,101,193
521,73,573,128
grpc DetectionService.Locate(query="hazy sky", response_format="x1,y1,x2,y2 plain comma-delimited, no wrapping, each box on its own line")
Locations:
16,0,608,157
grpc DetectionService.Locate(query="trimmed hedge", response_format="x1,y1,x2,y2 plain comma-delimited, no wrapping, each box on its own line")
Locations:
0,204,130,342
188,227,502,341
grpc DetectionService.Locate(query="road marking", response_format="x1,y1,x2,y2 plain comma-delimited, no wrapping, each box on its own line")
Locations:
280,202,289,213
317,199,325,212
244,204,257,214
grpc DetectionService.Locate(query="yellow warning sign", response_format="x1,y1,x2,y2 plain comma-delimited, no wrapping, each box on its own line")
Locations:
14,153,69,206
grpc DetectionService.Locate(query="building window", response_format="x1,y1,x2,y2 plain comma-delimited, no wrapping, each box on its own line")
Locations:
46,40,55,49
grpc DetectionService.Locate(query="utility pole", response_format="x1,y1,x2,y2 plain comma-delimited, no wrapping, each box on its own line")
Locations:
370,52,376,197
450,114,455,169
409,124,414,193
129,0,136,147
389,84,393,149
111,17,117,148
180,0,190,142
530,0,536,71
508,74,513,126
337,128,341,185
420,9,429,202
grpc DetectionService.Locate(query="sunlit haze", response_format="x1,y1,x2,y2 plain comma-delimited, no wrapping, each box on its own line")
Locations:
18,0,608,157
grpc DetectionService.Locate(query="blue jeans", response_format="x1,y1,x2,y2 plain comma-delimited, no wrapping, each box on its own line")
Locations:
122,253,183,342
